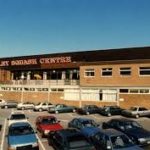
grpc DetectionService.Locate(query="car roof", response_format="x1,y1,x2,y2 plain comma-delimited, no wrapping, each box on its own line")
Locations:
58,129,81,137
11,111,25,114
75,118,94,122
38,115,56,119
110,118,135,123
98,129,124,137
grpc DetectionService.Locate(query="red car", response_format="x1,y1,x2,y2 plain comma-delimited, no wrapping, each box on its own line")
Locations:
35,115,63,137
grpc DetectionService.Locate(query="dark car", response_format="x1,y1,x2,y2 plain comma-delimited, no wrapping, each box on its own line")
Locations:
100,106,123,116
1,101,18,109
91,128,143,150
77,105,101,115
47,128,96,150
102,118,150,146
48,104,76,114
68,118,100,130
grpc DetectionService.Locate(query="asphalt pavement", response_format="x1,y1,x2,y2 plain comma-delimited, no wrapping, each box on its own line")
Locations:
0,108,150,150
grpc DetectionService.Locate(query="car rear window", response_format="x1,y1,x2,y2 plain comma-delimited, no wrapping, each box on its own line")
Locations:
10,114,26,120
9,125,34,136
111,135,134,149
68,135,90,148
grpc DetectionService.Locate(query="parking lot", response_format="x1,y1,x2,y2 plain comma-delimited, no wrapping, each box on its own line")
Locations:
0,108,150,150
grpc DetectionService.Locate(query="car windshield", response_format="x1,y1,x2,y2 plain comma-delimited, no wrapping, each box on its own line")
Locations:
68,135,90,148
42,118,57,124
36,102,41,106
111,135,134,149
9,125,34,136
123,121,141,130
129,107,137,111
82,120,97,127
10,114,26,120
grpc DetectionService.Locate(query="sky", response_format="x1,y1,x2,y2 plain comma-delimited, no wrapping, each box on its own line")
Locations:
0,0,150,57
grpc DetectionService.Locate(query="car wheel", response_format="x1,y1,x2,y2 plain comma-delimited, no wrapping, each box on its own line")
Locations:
86,111,90,115
107,113,111,117
55,110,59,114
5,106,8,109
135,114,139,118
41,132,44,138
22,107,25,110
39,108,43,112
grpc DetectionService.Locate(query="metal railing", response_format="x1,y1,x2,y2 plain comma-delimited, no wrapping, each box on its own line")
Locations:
5,79,80,86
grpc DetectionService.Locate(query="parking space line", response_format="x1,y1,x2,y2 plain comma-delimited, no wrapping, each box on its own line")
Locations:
36,134,46,150
0,119,7,150
60,119,69,122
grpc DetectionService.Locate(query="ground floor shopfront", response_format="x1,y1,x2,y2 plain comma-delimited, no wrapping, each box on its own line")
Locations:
0,84,150,109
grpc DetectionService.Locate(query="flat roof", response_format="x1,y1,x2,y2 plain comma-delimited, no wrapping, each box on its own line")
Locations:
0,46,150,70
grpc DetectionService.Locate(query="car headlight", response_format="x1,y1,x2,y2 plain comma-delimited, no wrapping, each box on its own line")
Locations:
32,142,38,147
138,138,146,143
44,130,49,134
8,145,16,150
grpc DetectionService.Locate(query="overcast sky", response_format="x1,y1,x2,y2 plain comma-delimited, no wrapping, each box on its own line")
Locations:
0,0,150,57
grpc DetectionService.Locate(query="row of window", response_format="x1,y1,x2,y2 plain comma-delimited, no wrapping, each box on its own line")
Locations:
0,87,64,92
84,67,150,77
1,87,150,94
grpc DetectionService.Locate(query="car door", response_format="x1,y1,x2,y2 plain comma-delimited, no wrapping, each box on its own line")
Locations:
139,107,149,117
52,133,64,150
93,133,107,150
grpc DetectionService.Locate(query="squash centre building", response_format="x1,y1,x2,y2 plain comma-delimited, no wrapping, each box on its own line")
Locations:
0,46,150,108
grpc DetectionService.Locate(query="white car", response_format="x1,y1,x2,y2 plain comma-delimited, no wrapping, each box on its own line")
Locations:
7,111,29,126
17,102,35,110
34,102,54,111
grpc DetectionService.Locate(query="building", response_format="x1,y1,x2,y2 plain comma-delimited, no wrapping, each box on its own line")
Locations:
0,46,150,108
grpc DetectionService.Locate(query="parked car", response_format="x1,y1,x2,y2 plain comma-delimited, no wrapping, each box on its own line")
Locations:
7,122,39,150
35,115,63,137
1,101,18,109
47,128,96,150
122,106,150,118
7,111,29,126
68,118,100,130
17,102,35,110
48,104,77,114
77,105,101,115
100,106,123,116
102,118,150,146
91,128,143,150
34,102,54,111
0,99,6,106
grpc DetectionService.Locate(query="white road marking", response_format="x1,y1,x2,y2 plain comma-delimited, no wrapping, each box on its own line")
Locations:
60,119,69,122
36,134,46,150
0,119,7,150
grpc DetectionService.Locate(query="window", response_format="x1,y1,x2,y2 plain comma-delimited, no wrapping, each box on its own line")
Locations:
120,67,131,76
129,89,139,93
102,68,112,76
84,69,95,77
139,67,150,75
119,89,129,93
140,89,149,93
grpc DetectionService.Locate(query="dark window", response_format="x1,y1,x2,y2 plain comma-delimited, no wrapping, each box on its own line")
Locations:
102,68,112,76
139,67,150,75
84,69,95,77
120,67,131,76
119,89,129,93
